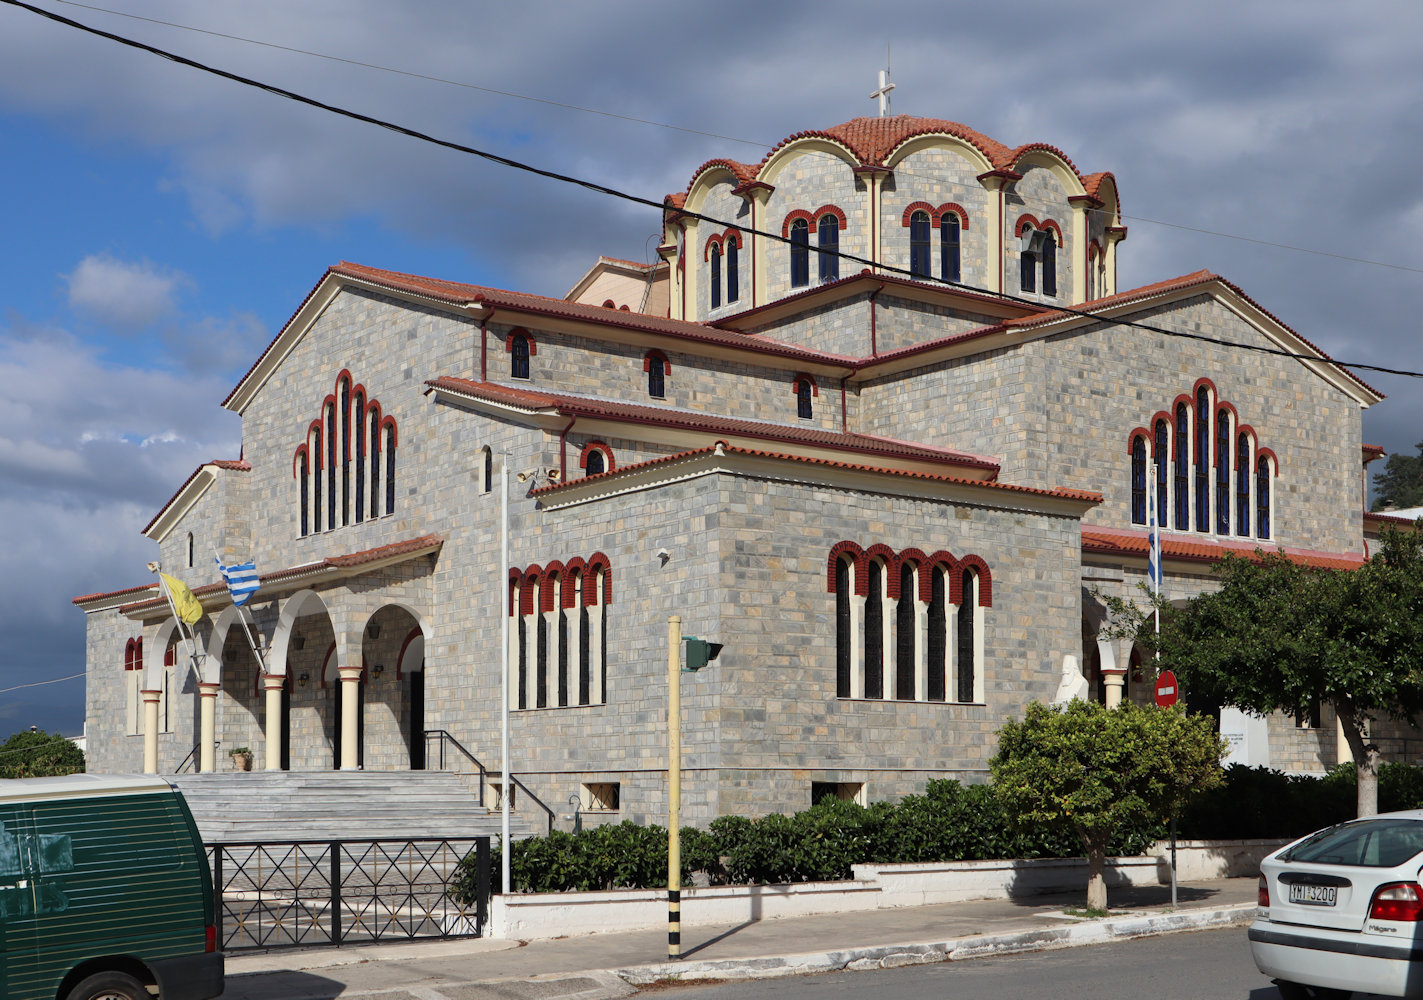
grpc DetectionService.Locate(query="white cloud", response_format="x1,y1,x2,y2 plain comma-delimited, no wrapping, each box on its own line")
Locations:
65,254,187,330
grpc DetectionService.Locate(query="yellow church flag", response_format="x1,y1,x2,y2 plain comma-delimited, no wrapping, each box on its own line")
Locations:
160,573,204,625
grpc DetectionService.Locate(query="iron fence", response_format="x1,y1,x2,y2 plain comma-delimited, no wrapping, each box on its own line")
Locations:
208,836,490,951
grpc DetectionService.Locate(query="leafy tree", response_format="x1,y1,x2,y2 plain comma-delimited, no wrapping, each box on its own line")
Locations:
989,700,1225,911
1372,441,1423,511
1156,530,1423,818
0,729,86,779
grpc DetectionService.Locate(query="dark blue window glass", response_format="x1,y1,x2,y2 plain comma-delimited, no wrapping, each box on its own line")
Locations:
1216,409,1231,534
790,219,810,287
1237,433,1251,536
910,211,931,279
726,239,739,303
1195,388,1210,532
1174,404,1189,529
818,215,839,283
941,214,961,283
1154,420,1169,527
710,245,722,309
511,333,530,379
1131,436,1147,524
1257,456,1271,539
1041,233,1057,296
797,379,813,419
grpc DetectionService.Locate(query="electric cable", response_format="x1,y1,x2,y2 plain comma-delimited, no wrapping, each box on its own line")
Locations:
3,0,1419,381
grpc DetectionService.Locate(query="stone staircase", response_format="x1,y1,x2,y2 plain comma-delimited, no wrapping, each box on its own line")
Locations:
171,770,543,844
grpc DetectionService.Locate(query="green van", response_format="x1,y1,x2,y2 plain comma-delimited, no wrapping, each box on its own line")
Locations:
0,774,223,1000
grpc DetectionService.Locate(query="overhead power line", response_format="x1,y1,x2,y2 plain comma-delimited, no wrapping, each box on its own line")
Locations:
5,0,1420,382
40,0,1423,278
0,671,85,695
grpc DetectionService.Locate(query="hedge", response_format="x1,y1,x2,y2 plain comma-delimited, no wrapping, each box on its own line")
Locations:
450,762,1423,900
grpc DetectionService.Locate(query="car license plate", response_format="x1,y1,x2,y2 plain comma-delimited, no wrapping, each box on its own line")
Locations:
1288,884,1338,906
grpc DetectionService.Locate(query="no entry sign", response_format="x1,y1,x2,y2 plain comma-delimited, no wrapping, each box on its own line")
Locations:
1155,670,1179,707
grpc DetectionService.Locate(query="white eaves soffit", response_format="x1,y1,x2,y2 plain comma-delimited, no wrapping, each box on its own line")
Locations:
534,446,1100,520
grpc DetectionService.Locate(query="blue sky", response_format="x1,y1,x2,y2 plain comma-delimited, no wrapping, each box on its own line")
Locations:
2,0,1421,737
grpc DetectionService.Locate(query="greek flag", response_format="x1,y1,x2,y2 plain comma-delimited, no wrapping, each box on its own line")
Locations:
215,557,260,607
1147,469,1164,594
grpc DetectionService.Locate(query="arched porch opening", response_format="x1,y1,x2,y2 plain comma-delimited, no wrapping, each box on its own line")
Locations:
270,589,338,771
359,604,428,772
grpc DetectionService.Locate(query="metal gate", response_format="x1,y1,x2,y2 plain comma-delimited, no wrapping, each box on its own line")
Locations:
209,837,490,951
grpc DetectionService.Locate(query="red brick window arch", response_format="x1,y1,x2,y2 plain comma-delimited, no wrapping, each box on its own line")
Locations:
293,371,396,536
578,441,615,477
644,350,670,398
509,554,612,709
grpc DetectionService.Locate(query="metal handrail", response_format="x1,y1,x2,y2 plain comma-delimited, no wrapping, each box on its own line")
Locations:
174,741,218,773
422,730,487,806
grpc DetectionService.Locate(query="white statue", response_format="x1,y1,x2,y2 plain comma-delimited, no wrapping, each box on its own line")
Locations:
1052,654,1090,705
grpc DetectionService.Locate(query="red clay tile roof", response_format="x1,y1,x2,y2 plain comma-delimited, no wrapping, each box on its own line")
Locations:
327,262,854,367
1363,443,1386,458
116,535,444,615
686,158,759,191
73,582,158,606
1365,511,1422,527
531,442,1099,505
764,116,1016,171
140,460,250,537
424,377,1001,473
1082,525,1365,571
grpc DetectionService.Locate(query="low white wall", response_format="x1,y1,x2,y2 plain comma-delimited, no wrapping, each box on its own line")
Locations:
488,839,1281,940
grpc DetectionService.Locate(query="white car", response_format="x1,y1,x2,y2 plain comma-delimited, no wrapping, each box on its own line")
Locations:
1251,810,1423,998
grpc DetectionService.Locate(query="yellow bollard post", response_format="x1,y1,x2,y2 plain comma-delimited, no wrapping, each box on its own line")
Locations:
667,614,682,961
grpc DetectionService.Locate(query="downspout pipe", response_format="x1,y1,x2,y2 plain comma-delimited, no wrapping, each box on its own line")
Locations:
868,283,886,358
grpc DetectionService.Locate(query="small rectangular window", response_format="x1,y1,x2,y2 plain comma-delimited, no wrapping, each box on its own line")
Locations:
582,782,620,811
810,781,864,806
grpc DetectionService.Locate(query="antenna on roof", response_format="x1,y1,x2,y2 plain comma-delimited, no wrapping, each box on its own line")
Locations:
870,45,895,117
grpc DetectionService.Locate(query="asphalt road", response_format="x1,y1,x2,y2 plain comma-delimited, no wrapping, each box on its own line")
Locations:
639,927,1385,1000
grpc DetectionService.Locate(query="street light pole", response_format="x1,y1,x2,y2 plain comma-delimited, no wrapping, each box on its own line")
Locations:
500,457,511,895
667,614,682,961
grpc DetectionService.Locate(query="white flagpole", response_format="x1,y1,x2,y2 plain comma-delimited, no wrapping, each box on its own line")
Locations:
500,456,512,894
150,564,201,677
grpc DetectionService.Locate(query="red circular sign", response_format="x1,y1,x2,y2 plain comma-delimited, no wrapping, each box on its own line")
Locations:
1155,670,1179,707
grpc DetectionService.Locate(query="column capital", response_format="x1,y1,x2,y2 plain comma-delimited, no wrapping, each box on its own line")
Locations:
198,682,222,696
337,665,365,682
139,689,162,701
261,672,287,691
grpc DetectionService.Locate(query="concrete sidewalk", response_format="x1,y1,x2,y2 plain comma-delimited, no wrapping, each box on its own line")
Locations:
218,876,1259,999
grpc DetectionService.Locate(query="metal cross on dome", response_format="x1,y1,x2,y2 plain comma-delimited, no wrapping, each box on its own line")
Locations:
869,52,895,117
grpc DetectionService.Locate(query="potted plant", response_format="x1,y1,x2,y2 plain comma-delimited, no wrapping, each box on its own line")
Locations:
228,747,253,771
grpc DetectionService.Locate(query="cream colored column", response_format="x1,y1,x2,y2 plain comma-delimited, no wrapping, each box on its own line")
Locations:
914,600,929,702
262,673,285,771
141,689,162,774
198,682,220,773
850,594,867,698
747,186,773,307
589,603,604,704
978,174,1008,295
1070,201,1089,304
338,666,363,770
1096,635,1125,708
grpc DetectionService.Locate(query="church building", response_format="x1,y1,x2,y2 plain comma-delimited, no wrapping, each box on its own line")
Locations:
75,113,1390,825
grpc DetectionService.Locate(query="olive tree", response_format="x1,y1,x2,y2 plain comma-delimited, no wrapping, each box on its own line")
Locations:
990,700,1225,911
1156,528,1423,819
0,728,86,779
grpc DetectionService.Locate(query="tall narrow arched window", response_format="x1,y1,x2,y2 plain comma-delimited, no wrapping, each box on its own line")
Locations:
726,238,739,303
647,351,666,398
341,380,351,526
354,402,366,522
1154,419,1169,528
835,556,852,698
896,564,915,700
941,214,961,283
1130,435,1147,524
1174,403,1189,530
384,423,397,515
187,533,194,568
517,608,528,709
536,582,549,708
511,333,531,379
927,566,947,701
481,446,493,494
1257,456,1272,539
1216,409,1231,534
956,571,975,703
1041,232,1057,297
796,378,813,419
910,210,932,279
312,429,323,531
1195,388,1210,532
818,214,839,283
556,579,568,707
709,244,722,309
299,453,310,537
577,573,591,705
864,560,884,699
1236,433,1251,536
326,403,337,531
790,218,810,288
369,413,381,517
585,450,605,476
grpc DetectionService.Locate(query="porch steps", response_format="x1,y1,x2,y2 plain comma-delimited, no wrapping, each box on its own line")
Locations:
170,770,542,844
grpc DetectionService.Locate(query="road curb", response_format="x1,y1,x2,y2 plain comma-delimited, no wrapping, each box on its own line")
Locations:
613,902,1257,985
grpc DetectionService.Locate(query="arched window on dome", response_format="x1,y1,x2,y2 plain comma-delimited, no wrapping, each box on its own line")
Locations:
1257,455,1272,539
818,213,840,283
1195,387,1210,532
1041,231,1057,297
1236,432,1251,536
1216,408,1231,534
1130,435,1148,525
709,244,722,309
789,218,810,288
1174,403,1189,530
726,238,739,303
1020,228,1038,293
941,213,961,283
909,211,932,279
